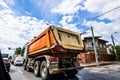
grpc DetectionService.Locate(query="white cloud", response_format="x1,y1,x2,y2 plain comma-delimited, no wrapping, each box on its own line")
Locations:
51,0,83,33
5,0,14,5
83,0,120,20
0,0,9,9
59,15,73,25
81,0,120,45
99,8,120,21
1,0,120,56
51,0,83,15
51,0,120,45
0,0,49,54
83,0,120,13
59,15,82,33
82,20,120,45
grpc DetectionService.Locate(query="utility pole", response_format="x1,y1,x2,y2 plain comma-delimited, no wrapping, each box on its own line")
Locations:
111,32,118,60
91,26,99,66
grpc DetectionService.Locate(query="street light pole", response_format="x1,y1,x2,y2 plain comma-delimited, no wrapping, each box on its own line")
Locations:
91,26,99,66
111,32,118,60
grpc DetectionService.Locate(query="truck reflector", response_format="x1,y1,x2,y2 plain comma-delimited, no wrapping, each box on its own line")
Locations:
49,58,59,61
77,57,82,61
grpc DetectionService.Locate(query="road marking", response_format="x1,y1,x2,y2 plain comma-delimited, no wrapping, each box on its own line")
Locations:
18,70,23,74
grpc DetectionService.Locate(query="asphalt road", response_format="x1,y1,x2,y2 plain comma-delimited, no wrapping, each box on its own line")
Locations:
9,65,78,80
9,63,120,80
77,63,120,80
9,65,40,80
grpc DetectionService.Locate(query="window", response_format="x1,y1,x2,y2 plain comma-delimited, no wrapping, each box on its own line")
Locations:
88,42,93,47
87,41,98,47
100,43,102,48
95,42,98,47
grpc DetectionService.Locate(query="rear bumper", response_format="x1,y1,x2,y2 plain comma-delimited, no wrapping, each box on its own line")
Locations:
14,62,23,65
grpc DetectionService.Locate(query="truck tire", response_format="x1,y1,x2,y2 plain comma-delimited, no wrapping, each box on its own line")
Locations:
26,65,31,72
34,61,40,77
23,63,26,70
23,60,27,70
40,61,50,80
24,66,26,70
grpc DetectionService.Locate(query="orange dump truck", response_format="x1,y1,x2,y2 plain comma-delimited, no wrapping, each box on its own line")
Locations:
23,25,84,80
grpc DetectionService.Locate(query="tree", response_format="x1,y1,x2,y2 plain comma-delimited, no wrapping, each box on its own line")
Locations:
115,46,120,61
14,47,25,56
14,47,22,55
8,56,12,60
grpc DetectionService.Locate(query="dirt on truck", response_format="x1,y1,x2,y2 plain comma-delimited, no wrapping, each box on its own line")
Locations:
23,25,84,80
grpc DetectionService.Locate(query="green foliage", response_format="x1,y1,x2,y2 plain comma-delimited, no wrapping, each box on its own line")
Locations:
115,46,120,61
109,47,115,56
14,47,25,56
8,56,12,60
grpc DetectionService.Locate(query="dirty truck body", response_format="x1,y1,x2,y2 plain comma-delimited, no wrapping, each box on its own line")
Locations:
23,26,84,80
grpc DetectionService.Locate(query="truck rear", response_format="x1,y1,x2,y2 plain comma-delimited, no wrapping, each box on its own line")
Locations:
23,25,84,80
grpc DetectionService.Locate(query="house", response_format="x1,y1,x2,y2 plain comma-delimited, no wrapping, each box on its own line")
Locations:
83,36,108,54
106,44,113,54
78,36,114,63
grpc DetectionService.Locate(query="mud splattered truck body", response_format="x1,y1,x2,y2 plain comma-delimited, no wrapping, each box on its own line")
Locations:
23,25,84,80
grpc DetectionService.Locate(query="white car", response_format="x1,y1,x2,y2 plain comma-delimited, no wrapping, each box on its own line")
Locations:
14,56,23,66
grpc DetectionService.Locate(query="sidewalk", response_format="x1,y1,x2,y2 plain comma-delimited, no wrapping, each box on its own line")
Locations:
80,61,120,67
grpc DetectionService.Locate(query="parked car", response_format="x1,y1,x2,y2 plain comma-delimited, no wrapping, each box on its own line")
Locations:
0,50,11,80
14,56,23,66
3,59,11,72
10,59,14,64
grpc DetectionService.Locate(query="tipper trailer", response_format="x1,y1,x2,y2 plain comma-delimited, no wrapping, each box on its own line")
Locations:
23,25,84,80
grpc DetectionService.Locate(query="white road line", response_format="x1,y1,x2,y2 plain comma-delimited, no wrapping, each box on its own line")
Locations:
18,70,23,74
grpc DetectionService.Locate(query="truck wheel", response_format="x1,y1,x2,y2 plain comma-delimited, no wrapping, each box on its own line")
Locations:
24,66,26,70
40,61,50,80
26,65,31,72
34,61,40,77
23,62,27,70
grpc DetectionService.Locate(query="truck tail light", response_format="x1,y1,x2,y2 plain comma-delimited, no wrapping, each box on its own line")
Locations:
49,58,59,61
77,57,82,61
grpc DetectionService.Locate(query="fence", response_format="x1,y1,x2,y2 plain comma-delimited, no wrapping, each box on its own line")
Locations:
78,53,115,63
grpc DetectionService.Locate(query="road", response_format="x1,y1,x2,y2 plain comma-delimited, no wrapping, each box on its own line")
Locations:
77,63,120,80
9,65,40,80
9,64,78,80
9,63,120,80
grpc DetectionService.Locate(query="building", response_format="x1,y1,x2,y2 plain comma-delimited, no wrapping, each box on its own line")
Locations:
78,36,114,63
83,36,108,54
106,44,113,54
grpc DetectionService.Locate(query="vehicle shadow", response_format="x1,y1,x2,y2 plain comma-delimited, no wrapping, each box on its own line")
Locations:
50,73,79,80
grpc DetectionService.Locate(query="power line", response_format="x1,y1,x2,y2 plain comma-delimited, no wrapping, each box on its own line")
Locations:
67,5,120,30
91,5,120,19
93,28,120,44
113,37,120,44
93,28,111,38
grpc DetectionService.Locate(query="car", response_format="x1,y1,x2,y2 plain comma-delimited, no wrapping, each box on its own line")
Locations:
0,49,11,80
14,56,23,66
3,59,11,72
10,59,14,64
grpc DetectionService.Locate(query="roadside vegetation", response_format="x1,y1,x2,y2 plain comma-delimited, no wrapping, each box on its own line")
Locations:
110,45,120,61
115,46,120,61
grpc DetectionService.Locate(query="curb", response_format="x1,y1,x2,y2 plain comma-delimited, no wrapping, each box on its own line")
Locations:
80,61,119,67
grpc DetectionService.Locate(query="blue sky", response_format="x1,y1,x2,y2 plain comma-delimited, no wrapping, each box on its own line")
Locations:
0,0,120,55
